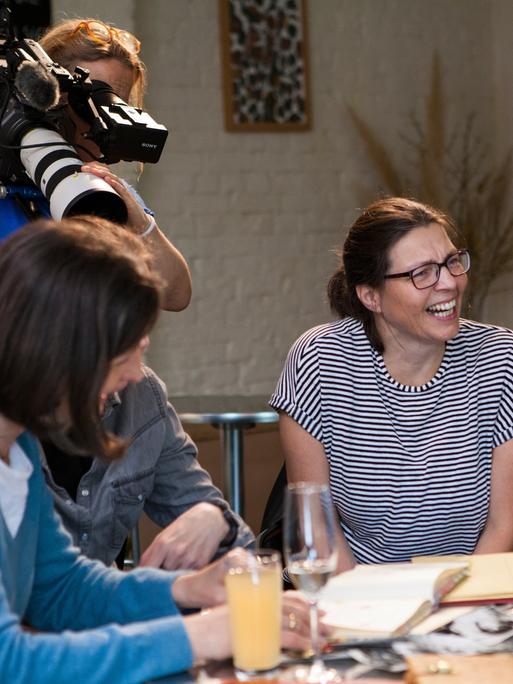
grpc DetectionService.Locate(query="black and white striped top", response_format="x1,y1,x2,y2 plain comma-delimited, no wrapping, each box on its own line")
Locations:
270,317,513,563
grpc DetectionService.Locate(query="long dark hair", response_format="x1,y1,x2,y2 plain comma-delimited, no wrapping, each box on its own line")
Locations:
0,217,161,459
327,197,457,352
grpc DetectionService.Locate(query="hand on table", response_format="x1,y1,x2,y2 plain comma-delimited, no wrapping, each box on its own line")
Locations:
183,605,232,664
139,502,230,570
172,547,249,609
281,590,333,652
182,585,333,665
176,557,335,666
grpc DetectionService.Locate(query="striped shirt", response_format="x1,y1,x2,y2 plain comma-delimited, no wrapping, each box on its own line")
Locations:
270,317,513,563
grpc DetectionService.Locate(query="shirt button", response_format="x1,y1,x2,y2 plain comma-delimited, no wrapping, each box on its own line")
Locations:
137,494,143,501
81,489,89,497
81,533,89,542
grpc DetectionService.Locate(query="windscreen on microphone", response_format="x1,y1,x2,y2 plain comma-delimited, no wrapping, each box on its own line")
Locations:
14,60,60,112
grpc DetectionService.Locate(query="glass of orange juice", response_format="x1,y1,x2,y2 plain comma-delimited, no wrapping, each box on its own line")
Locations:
225,549,282,679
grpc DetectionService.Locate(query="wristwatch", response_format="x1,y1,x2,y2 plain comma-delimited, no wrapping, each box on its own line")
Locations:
215,504,239,547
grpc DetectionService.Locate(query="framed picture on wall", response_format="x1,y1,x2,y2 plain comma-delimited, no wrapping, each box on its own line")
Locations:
219,0,311,132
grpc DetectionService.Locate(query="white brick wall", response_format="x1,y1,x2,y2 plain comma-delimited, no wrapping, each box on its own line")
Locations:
52,0,135,30
52,0,510,395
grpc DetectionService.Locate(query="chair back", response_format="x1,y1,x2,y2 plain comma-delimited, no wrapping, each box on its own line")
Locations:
256,463,293,588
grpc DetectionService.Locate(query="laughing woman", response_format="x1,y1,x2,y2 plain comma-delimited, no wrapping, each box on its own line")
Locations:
0,218,311,683
271,197,513,571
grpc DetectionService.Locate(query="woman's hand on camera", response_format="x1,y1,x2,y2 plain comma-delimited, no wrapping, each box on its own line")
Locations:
81,162,151,236
81,161,192,311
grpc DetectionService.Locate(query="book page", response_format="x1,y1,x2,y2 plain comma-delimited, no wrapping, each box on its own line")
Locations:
320,561,468,603
413,553,513,603
410,606,472,635
317,561,468,637
320,597,427,636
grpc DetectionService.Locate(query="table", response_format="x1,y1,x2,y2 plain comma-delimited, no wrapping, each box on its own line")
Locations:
147,653,400,683
172,395,278,517
145,648,513,683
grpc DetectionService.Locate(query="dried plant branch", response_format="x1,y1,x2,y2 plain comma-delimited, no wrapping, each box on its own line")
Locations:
348,52,513,320
426,54,445,163
347,105,403,195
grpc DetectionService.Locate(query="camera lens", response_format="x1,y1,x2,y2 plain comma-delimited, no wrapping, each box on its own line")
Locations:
20,128,128,222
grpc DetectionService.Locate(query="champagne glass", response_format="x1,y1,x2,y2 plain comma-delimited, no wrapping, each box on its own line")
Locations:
283,482,342,683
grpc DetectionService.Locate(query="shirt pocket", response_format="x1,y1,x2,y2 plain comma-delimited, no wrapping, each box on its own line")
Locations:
109,468,155,550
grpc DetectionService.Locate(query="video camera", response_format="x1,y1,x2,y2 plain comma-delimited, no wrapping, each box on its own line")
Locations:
0,4,168,222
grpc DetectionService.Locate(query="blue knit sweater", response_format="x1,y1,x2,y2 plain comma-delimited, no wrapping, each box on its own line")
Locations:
0,432,194,683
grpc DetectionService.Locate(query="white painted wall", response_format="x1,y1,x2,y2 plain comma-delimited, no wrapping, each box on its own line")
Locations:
52,0,135,31
51,0,511,395
482,1,513,327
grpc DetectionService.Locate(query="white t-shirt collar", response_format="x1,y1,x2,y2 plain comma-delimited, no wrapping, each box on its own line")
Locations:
0,441,33,538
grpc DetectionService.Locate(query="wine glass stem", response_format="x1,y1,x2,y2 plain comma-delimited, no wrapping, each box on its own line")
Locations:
309,598,324,670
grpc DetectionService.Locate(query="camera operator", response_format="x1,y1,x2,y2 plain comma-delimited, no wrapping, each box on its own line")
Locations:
37,18,191,312
27,18,253,570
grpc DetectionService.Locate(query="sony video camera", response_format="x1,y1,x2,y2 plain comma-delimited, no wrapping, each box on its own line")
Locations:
0,5,168,222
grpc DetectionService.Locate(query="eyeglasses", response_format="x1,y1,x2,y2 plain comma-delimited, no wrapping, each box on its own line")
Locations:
70,20,141,54
384,249,471,290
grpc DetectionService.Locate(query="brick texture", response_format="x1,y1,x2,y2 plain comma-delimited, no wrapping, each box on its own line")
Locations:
52,0,508,395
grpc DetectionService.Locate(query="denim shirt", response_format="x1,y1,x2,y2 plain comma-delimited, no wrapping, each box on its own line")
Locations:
40,366,254,565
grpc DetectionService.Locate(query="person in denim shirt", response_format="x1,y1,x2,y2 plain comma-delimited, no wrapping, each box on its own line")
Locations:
16,17,254,569
0,218,311,683
42,365,254,569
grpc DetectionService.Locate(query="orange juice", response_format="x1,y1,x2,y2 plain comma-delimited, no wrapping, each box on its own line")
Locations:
225,559,282,673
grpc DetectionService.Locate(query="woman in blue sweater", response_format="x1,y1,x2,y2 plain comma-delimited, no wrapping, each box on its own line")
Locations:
0,217,311,683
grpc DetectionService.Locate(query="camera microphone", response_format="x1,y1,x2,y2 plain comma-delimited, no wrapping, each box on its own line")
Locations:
14,60,59,112
0,57,127,223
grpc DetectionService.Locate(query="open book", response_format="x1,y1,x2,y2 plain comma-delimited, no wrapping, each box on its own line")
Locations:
412,552,513,605
318,561,469,640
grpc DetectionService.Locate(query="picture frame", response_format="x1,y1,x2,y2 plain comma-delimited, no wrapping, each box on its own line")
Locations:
219,0,311,132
